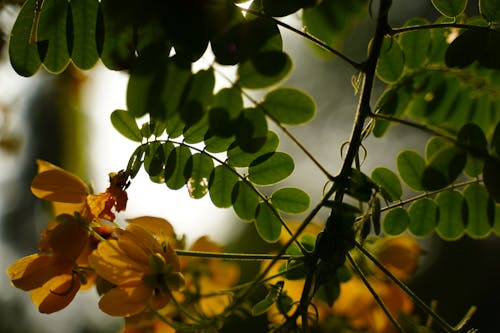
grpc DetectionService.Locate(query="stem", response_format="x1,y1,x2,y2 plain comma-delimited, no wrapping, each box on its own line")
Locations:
238,7,363,70
354,240,459,333
390,22,500,36
175,250,303,261
347,252,406,333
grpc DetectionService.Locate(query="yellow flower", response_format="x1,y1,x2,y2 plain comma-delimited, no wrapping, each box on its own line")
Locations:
88,224,185,317
7,214,89,313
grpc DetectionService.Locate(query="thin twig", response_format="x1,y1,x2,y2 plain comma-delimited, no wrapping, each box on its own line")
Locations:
175,249,303,261
390,22,500,36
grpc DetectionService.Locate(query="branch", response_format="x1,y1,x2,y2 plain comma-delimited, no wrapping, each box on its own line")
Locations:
175,250,303,261
389,22,500,36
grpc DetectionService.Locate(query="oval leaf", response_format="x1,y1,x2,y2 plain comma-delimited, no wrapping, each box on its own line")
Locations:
376,37,404,83
164,145,192,190
248,152,294,185
371,167,402,202
232,181,260,221
483,158,500,203
435,190,465,240
480,0,500,21
110,110,143,142
126,145,146,179
271,187,310,214
70,0,99,70
186,153,213,199
408,198,437,237
383,208,410,236
238,51,292,89
261,87,316,125
235,108,268,153
422,146,466,191
431,0,467,17
464,184,493,238
227,131,279,167
209,165,239,208
397,150,425,191
255,202,282,242
399,18,431,69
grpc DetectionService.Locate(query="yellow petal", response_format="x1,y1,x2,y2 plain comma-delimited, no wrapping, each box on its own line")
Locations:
31,273,80,313
49,214,88,262
98,284,151,317
376,236,422,281
31,160,87,204
126,216,176,246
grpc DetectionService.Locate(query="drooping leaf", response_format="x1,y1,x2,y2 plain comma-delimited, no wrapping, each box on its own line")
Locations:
237,51,292,89
248,152,294,185
399,18,431,69
232,181,260,221
261,87,316,125
408,198,437,237
480,0,500,22
435,190,466,240
370,167,402,202
9,0,42,76
227,131,279,167
126,145,146,179
70,0,99,70
164,145,192,190
376,37,405,83
483,157,500,202
422,146,466,191
271,187,310,214
383,207,410,236
371,197,381,235
255,202,282,242
235,108,268,153
431,0,467,17
209,165,239,208
110,110,143,142
464,183,493,238
37,0,70,73
186,153,213,199
143,142,165,178
397,150,425,191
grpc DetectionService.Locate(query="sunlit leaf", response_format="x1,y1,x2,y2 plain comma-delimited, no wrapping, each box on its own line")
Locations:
248,152,294,185
110,110,142,142
431,0,467,17
164,145,191,190
271,187,310,214
261,87,316,125
399,18,431,69
383,207,410,236
422,146,466,191
209,165,239,208
37,0,70,73
9,0,42,76
204,133,235,153
235,108,268,153
397,150,425,191
232,181,260,221
480,0,500,22
464,184,493,238
255,203,282,242
227,131,279,167
376,37,404,83
237,51,292,89
186,153,213,199
70,0,99,70
408,198,437,237
435,190,465,240
370,167,402,201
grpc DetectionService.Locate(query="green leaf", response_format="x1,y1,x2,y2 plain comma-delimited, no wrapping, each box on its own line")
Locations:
383,207,410,236
491,121,500,158
251,281,283,316
370,167,402,201
445,30,500,70
100,0,135,70
271,187,310,214
408,198,437,237
235,108,268,153
37,0,70,73
204,133,235,153
161,57,192,120
458,123,488,177
425,137,450,161
261,87,316,125
371,197,381,235
435,190,465,240
238,51,292,89
180,68,215,128
209,165,239,208
126,145,145,179
431,0,467,17
373,86,411,137
143,142,164,178
483,158,500,202
480,0,500,22
262,0,304,17
208,87,243,137
9,0,42,76
227,131,279,167
232,181,260,221
70,0,99,70
248,152,294,185
186,153,213,199
376,37,404,83
164,145,192,190
422,146,466,191
397,150,425,191
399,18,431,69
255,202,282,242
464,183,493,238
110,110,143,142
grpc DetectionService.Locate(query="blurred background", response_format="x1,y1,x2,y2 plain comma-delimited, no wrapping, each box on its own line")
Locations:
0,1,499,332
